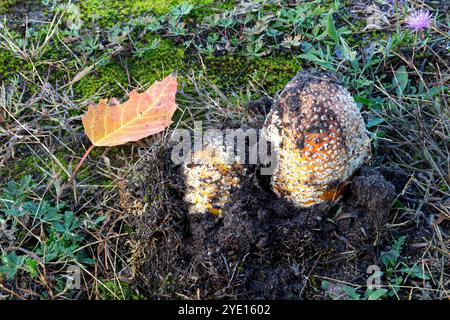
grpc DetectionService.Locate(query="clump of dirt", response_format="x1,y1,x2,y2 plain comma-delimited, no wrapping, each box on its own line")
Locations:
124,147,396,299
3,0,47,26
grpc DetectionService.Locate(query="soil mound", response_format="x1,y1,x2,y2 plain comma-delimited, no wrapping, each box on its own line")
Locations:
125,147,396,299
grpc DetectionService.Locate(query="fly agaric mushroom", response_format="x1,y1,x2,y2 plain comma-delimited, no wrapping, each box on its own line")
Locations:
262,70,371,207
182,139,245,215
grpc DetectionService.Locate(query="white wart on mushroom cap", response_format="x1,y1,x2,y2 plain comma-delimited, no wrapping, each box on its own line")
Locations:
263,70,371,207
182,139,246,216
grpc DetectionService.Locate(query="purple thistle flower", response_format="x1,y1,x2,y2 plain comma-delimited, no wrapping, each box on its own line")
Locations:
405,9,433,31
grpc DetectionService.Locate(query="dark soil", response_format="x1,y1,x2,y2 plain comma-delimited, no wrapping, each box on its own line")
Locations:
4,0,47,24
124,146,402,299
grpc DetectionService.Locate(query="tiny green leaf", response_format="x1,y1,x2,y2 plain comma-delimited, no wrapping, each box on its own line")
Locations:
327,12,339,43
367,289,388,300
0,252,25,280
367,118,385,128
393,65,409,96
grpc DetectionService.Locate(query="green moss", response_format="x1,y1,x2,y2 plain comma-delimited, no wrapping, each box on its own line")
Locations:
20,152,71,180
191,0,237,18
129,39,184,85
0,149,89,182
80,0,214,27
438,181,449,193
0,50,23,81
0,153,43,181
74,38,184,100
204,54,301,96
0,0,14,14
216,0,238,10
74,62,128,100
99,279,144,300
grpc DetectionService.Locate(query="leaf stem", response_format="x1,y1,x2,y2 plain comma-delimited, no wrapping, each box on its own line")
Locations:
70,144,95,181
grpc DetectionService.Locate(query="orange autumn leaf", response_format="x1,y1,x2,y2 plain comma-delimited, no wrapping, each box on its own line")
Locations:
71,74,178,180
83,74,178,146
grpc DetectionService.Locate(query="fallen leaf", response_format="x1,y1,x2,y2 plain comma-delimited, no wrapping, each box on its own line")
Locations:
71,74,178,179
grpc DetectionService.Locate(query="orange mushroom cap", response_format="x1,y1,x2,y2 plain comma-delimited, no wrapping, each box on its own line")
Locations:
263,70,371,207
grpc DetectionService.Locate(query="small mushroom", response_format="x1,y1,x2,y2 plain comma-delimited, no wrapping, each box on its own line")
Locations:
263,70,371,207
182,139,245,215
